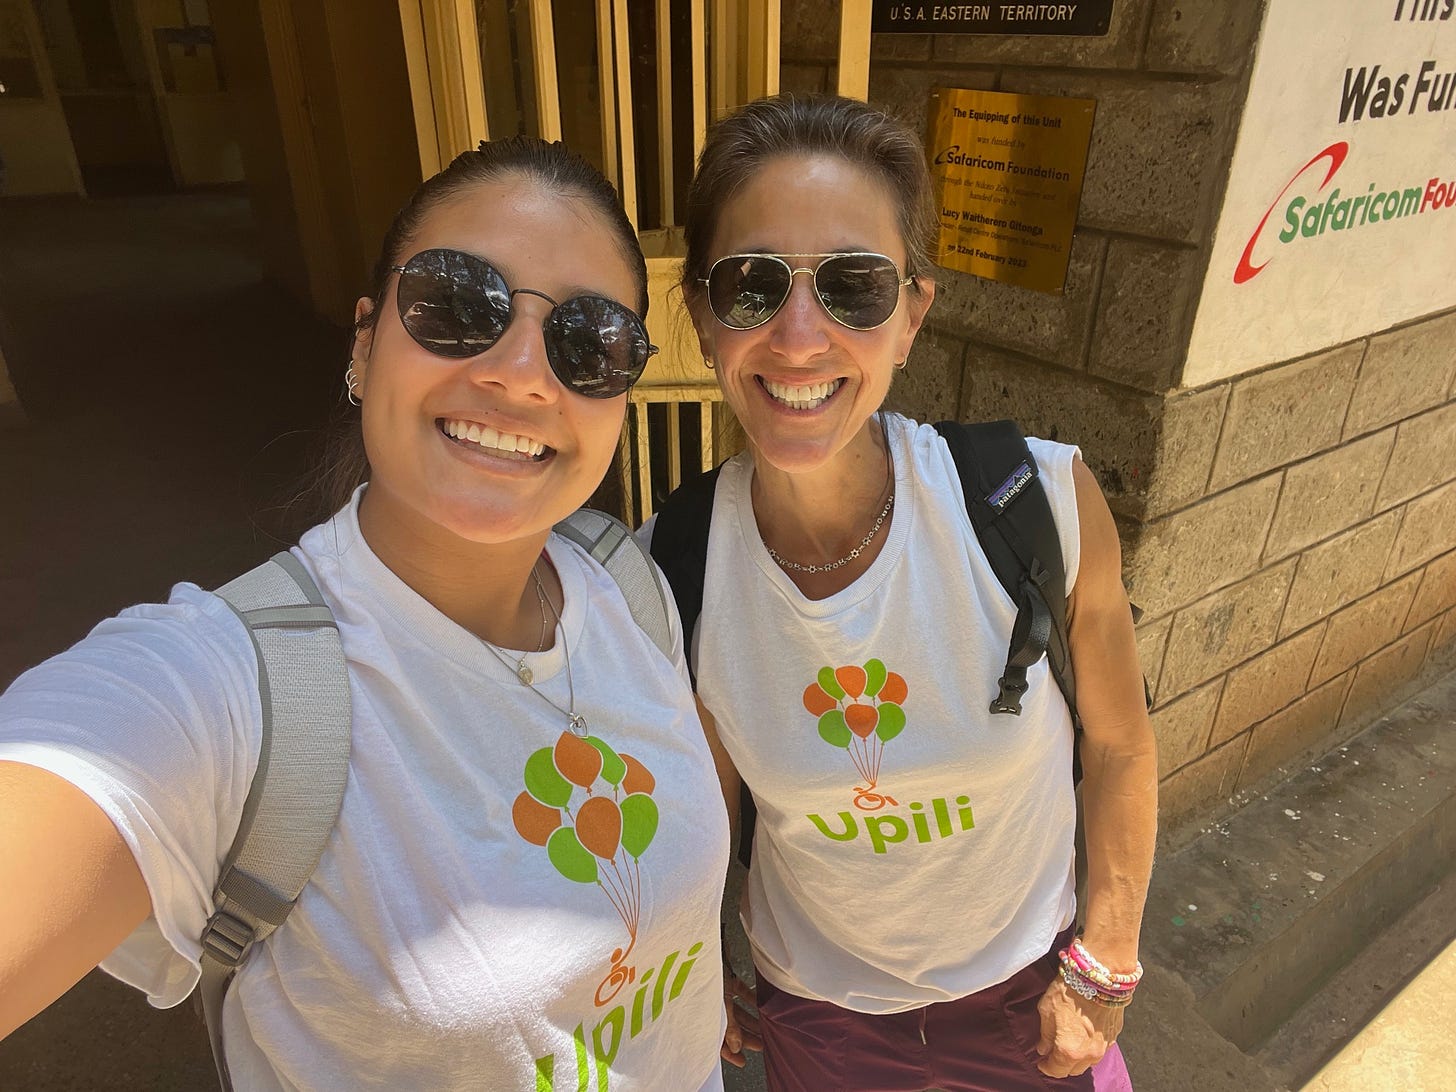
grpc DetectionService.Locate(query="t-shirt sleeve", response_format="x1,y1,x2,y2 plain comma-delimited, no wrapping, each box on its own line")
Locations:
0,584,262,1008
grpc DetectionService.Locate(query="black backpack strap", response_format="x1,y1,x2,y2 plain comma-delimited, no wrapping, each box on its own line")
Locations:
646,466,722,679
647,466,763,868
934,421,1078,731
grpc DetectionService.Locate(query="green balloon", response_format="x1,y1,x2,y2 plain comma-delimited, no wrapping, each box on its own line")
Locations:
547,826,599,883
619,792,659,858
818,666,845,701
875,702,906,742
585,736,627,786
525,747,573,807
864,659,888,697
818,709,851,748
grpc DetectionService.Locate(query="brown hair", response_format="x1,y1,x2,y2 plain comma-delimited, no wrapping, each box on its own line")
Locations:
681,93,937,300
314,137,645,519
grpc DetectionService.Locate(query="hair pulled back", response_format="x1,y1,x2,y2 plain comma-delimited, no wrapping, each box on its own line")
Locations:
681,94,937,297
315,137,643,518
361,136,649,326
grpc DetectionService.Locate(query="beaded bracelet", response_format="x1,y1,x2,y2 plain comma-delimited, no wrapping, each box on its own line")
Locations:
1068,938,1143,987
1056,962,1134,1007
1057,938,1143,1009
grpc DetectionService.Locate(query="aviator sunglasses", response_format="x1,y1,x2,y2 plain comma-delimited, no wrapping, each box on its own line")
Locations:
701,252,914,331
390,247,657,398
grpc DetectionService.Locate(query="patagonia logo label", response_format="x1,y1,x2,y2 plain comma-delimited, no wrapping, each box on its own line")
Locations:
988,462,1034,511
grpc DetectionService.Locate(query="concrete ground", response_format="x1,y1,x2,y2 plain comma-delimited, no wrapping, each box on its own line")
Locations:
2,191,1453,1091
1300,937,1456,1092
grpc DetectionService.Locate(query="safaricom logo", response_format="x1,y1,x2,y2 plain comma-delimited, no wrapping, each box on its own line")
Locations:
1234,142,1456,284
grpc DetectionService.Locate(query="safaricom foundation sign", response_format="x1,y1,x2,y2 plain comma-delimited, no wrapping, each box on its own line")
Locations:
1234,142,1456,285
1185,3,1456,386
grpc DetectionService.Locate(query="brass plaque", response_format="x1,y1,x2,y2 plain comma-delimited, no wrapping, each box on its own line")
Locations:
928,88,1096,294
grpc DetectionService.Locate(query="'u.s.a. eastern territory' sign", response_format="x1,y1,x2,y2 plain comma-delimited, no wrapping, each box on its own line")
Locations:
871,2,1113,35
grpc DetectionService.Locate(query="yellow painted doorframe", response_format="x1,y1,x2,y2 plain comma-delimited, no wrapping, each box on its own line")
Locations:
398,0,489,177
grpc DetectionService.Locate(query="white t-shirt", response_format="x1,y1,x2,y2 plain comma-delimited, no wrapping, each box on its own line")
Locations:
0,492,728,1091
688,415,1081,1013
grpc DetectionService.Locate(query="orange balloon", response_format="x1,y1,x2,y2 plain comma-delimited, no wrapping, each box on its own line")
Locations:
803,683,837,716
836,665,867,699
879,672,908,705
845,703,878,738
512,791,561,847
620,753,656,796
576,795,622,859
554,731,604,788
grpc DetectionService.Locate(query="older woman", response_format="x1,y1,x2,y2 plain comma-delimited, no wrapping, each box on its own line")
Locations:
646,94,1157,1091
0,138,728,1090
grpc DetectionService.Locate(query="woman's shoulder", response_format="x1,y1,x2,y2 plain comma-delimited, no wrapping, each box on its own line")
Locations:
0,580,260,739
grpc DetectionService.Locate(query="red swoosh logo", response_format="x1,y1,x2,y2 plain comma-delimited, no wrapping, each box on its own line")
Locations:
1234,142,1349,285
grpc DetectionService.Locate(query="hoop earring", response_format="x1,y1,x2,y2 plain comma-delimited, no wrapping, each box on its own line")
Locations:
344,362,363,406
892,359,908,371
703,356,716,371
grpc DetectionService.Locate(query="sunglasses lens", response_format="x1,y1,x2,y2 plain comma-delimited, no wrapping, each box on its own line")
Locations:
707,256,792,330
543,297,652,398
396,249,511,357
816,254,904,330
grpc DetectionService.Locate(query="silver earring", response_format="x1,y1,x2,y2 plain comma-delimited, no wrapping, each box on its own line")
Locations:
892,358,908,371
345,363,363,406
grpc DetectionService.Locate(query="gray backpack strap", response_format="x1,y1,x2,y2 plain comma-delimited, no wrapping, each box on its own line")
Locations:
554,509,674,660
200,551,352,1091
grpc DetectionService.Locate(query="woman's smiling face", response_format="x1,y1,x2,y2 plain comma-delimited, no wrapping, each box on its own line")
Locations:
351,173,639,546
690,154,933,475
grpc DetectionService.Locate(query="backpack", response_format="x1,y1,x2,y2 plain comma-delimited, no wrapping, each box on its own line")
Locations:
647,419,1080,870
199,510,671,1092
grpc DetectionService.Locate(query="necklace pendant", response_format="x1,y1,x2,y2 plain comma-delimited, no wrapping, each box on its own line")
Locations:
516,659,533,685
567,712,589,736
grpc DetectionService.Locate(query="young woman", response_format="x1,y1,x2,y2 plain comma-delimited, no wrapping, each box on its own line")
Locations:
647,94,1157,1091
0,138,728,1090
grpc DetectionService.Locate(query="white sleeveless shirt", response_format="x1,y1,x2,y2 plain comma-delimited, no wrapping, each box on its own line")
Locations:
695,414,1081,1013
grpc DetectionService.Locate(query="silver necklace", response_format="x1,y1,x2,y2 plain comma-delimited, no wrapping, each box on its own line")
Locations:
765,494,895,573
510,566,551,685
481,563,588,736
766,432,898,574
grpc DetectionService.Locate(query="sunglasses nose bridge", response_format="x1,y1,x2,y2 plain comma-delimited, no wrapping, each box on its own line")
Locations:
460,304,560,402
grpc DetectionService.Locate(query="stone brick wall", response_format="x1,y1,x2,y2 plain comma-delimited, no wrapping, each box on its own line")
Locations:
778,0,1456,831
1128,311,1456,830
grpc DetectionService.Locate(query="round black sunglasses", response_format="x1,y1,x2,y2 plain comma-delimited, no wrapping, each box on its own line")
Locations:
701,252,914,331
391,248,657,399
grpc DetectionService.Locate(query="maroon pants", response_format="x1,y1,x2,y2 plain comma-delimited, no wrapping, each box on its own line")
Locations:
754,929,1134,1092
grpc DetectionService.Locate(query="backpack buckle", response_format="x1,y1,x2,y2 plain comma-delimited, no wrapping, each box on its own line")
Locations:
200,908,258,969
990,676,1028,716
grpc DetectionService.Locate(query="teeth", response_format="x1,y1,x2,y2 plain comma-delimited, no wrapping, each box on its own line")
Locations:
763,378,843,410
443,419,546,458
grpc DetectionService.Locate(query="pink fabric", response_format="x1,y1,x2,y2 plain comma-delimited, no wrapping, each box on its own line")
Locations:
755,928,1134,1092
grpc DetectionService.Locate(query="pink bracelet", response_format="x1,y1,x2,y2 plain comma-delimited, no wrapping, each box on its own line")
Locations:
1069,939,1143,985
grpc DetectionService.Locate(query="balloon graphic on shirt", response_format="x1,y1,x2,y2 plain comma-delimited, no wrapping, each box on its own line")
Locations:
511,730,660,1006
575,795,622,859
803,658,908,811
512,791,562,847
619,792,659,858
554,731,604,788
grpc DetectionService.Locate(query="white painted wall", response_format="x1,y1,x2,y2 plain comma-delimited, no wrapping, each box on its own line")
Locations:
1185,1,1456,387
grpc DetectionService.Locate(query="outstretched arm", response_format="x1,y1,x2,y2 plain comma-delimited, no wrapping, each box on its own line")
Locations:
0,760,152,1040
1035,457,1159,1078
